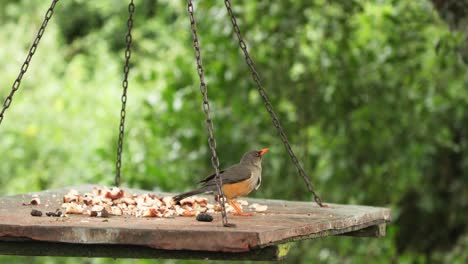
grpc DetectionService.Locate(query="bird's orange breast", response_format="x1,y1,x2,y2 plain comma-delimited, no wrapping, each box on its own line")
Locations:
222,178,256,199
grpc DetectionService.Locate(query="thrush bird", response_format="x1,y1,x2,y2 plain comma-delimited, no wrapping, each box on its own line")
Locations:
173,148,268,216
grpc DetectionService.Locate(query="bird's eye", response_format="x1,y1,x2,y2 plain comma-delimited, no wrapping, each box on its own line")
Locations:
256,152,260,157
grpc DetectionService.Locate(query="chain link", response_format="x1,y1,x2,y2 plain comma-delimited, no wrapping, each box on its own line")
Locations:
115,0,135,187
224,0,325,207
0,0,59,127
187,0,233,227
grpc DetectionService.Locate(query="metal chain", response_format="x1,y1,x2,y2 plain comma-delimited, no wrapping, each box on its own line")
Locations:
115,0,135,187
0,0,59,127
224,0,325,207
187,0,233,227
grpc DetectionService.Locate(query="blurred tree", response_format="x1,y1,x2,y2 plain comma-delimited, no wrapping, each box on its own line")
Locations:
431,0,468,63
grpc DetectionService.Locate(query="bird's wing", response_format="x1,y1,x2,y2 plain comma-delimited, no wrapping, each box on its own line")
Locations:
198,170,225,184
201,164,253,186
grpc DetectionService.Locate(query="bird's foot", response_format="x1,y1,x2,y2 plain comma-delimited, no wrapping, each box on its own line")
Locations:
228,200,254,216
233,211,254,216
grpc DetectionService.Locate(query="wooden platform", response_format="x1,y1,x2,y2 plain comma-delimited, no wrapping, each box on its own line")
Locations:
0,185,391,261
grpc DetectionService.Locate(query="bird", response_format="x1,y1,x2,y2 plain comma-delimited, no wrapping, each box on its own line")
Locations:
173,148,269,216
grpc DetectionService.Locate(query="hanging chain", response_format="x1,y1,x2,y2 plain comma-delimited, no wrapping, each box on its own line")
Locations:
0,0,59,127
115,0,135,187
187,0,233,227
224,0,325,207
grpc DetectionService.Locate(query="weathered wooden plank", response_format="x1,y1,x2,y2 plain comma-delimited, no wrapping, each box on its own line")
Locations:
0,240,291,261
341,223,387,237
0,185,391,256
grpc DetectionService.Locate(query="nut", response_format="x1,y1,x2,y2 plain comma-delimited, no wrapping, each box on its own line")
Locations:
182,210,197,217
140,208,159,217
180,197,195,207
249,203,268,212
162,196,174,207
111,206,123,216
104,187,125,200
194,197,208,206
60,186,262,219
65,204,85,214
237,200,249,206
89,210,98,217
30,197,41,205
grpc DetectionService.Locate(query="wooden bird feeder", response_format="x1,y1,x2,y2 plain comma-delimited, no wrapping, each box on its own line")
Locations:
0,185,390,261
0,0,391,261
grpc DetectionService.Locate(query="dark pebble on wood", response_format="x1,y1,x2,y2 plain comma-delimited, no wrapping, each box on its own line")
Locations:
196,213,213,222
30,209,42,217
46,210,62,217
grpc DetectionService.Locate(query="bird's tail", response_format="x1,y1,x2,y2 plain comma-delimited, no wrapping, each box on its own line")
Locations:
172,188,206,204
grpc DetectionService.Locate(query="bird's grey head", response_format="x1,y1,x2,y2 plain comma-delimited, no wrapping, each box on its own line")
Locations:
240,148,269,166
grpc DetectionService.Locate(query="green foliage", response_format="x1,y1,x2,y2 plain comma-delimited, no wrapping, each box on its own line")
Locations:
0,0,466,263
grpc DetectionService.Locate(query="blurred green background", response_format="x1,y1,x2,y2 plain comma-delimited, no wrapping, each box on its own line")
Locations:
0,0,466,263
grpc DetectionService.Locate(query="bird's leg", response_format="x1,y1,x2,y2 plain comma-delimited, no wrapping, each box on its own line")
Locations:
228,200,253,216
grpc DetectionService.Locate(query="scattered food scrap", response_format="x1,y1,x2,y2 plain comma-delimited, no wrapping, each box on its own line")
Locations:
249,203,268,212
59,186,267,218
23,194,41,206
